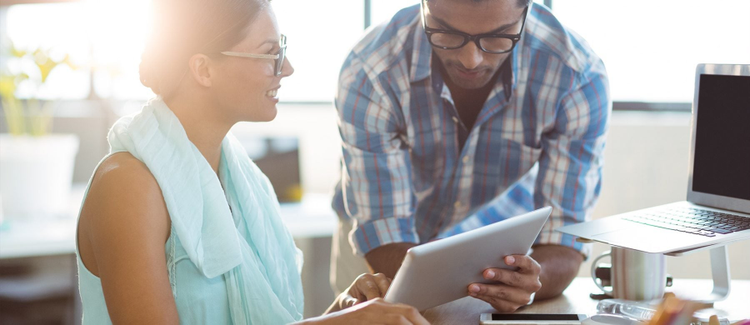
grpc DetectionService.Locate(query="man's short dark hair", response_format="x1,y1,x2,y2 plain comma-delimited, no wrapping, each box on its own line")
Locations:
430,0,533,8
517,0,532,7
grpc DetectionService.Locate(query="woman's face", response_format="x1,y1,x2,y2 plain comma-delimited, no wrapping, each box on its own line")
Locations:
212,4,293,123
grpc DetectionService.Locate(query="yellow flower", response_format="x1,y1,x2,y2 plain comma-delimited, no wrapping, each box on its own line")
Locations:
33,48,57,83
63,54,79,70
9,42,26,58
0,74,15,100
3,43,77,136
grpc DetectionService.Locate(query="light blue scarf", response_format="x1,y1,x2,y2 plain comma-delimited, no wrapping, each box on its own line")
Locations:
108,97,304,324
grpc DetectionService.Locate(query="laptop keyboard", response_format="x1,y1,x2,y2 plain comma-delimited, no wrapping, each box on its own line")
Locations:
624,207,750,237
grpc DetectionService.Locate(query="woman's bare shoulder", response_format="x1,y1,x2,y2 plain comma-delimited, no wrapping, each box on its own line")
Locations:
90,152,165,210
79,152,178,323
81,152,170,251
94,152,153,186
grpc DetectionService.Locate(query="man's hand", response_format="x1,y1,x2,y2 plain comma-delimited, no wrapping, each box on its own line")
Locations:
364,242,417,279
467,255,542,312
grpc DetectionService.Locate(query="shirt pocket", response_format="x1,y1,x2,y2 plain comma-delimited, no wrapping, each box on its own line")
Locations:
476,138,542,194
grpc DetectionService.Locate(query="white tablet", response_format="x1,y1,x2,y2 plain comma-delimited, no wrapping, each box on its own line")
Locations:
383,206,552,311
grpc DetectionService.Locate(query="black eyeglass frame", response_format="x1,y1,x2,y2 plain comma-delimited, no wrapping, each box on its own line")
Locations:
420,0,531,54
220,34,287,76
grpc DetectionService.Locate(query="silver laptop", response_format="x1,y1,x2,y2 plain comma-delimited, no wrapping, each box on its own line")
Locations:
556,63,750,254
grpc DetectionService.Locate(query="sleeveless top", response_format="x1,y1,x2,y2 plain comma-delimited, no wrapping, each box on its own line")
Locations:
75,97,304,324
76,152,232,324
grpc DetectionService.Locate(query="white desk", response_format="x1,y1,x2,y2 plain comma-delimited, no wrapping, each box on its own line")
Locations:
424,278,750,324
0,218,79,259
277,193,339,238
0,185,337,259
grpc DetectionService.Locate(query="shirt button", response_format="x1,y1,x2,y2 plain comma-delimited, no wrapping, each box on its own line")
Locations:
462,155,470,163
454,201,461,209
451,116,459,124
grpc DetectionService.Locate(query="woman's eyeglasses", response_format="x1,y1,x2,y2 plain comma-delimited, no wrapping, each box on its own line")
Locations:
221,34,287,76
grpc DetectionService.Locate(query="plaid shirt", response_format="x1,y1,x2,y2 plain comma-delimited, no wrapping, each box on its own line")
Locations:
333,3,611,257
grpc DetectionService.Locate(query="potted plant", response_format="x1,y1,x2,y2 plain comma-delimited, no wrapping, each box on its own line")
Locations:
0,42,79,221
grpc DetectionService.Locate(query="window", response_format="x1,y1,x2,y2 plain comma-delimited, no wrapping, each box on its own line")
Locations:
370,0,418,28
272,0,364,102
1,0,364,102
3,0,153,100
3,3,92,100
552,0,750,103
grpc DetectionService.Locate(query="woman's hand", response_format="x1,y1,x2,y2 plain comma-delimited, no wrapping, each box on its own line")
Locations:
305,298,429,325
342,273,392,308
326,273,392,313
305,273,429,324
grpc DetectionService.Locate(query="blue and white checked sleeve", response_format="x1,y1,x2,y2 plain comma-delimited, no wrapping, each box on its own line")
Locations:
335,57,419,256
533,61,610,256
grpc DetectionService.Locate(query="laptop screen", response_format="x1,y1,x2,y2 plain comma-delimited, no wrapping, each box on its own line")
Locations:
691,74,750,200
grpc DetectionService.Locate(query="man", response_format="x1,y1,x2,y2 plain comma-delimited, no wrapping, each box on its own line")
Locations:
331,0,610,312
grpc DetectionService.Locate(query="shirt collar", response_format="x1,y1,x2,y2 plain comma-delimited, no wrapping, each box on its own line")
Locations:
409,20,433,83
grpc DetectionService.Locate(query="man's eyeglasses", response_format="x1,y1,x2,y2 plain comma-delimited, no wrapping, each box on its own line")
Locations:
221,34,287,76
420,1,530,54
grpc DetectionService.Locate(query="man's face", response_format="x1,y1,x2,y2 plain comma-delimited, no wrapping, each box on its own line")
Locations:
423,0,527,90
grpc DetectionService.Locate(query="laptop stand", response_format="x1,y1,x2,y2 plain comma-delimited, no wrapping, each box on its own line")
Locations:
665,245,731,304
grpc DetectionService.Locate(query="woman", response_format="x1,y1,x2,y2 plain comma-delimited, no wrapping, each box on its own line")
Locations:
75,0,429,324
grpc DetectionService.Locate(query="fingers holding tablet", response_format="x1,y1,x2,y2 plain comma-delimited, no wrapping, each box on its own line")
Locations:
468,255,542,312
468,282,532,312
504,254,542,276
484,256,542,290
